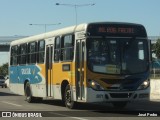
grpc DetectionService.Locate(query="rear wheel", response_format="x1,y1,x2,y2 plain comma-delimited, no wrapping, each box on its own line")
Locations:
25,82,35,103
64,85,76,109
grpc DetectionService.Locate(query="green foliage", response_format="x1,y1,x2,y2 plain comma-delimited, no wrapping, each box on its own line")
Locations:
153,39,160,59
0,63,8,76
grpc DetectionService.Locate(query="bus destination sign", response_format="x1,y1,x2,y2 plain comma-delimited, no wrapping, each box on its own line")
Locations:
87,23,147,37
98,27,134,34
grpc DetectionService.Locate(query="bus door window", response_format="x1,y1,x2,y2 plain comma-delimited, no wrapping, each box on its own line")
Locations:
76,40,85,100
46,45,53,97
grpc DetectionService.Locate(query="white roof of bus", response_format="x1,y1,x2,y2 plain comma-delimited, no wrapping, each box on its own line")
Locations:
10,22,145,46
10,23,88,46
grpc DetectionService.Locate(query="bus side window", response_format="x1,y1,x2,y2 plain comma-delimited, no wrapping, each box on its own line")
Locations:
19,44,27,65
54,37,61,62
28,42,37,64
10,45,18,66
61,34,74,61
37,40,45,63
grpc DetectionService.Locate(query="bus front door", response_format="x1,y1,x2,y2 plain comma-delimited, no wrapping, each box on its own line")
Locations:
46,45,53,97
76,40,85,100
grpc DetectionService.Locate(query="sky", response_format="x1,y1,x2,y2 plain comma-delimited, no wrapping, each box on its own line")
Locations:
0,0,160,65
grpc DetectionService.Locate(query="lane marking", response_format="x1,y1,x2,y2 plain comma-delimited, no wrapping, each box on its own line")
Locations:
49,112,89,120
1,101,22,107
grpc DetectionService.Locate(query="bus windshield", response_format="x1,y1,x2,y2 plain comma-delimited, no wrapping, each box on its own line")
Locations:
87,38,149,75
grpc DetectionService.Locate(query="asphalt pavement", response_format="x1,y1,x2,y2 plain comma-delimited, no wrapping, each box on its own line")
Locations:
0,87,160,120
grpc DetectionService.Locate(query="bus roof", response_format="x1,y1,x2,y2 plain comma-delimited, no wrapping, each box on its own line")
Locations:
10,22,146,46
10,23,87,46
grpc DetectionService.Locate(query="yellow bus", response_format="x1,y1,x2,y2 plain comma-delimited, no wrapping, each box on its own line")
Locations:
9,22,151,109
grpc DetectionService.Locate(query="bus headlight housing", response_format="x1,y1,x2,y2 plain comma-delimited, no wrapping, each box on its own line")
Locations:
137,80,150,90
88,79,104,91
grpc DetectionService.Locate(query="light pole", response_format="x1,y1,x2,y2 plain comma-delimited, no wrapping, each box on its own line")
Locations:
56,3,95,25
29,23,61,33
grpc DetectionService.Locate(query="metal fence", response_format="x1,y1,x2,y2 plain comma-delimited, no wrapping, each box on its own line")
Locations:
151,59,160,79
148,36,160,78
151,68,160,79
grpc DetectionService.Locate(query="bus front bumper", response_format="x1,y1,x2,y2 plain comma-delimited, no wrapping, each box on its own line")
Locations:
85,88,150,103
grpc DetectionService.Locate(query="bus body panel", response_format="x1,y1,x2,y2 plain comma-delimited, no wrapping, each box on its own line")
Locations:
10,64,47,97
86,87,150,103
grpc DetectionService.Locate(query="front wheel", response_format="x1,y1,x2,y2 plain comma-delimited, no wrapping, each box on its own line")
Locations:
64,85,76,109
25,82,35,103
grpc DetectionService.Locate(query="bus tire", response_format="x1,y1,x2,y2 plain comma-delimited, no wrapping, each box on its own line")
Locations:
112,101,128,109
64,85,76,109
25,82,35,103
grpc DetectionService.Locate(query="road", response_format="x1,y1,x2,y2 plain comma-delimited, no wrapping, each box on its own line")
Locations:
0,88,160,120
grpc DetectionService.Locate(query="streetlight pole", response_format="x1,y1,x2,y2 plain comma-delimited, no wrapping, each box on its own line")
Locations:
55,3,95,25
29,23,61,33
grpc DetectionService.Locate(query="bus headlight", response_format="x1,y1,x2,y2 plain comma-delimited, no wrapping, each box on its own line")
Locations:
88,79,104,91
137,80,150,90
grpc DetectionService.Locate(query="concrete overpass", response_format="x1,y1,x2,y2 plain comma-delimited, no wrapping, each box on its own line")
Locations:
0,36,28,52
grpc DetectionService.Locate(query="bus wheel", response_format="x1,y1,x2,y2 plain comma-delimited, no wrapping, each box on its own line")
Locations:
64,85,76,109
25,82,35,103
112,101,128,109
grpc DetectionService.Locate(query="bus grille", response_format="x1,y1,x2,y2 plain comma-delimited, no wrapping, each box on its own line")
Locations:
101,78,134,84
110,93,132,98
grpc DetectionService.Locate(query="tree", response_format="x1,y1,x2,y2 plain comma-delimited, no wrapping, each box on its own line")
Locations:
153,39,160,59
0,63,8,76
